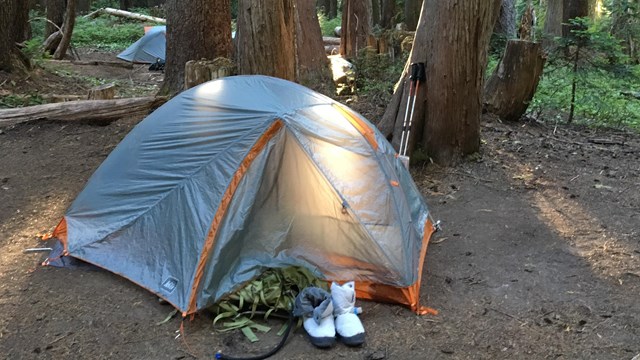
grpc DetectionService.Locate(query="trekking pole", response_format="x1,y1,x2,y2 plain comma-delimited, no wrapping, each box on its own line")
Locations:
399,62,425,168
397,73,416,160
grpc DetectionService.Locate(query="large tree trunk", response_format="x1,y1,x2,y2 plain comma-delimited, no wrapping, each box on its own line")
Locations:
77,0,91,13
493,0,516,39
237,0,295,79
294,1,332,90
53,0,76,60
237,0,331,91
119,0,131,10
544,0,591,39
160,0,231,96
0,0,30,73
379,0,501,166
15,0,31,43
340,0,372,58
381,0,396,29
0,0,16,71
45,0,66,38
484,40,546,121
404,0,422,31
328,0,338,19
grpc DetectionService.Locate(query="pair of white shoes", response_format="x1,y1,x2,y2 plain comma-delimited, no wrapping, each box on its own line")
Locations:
294,282,365,348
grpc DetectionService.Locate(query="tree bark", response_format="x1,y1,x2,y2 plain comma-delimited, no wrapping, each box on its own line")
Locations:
379,0,501,166
340,0,373,58
45,0,66,38
77,0,91,13
381,0,396,29
404,0,422,31
563,0,590,37
160,0,231,96
0,97,167,126
493,0,516,39
236,0,331,91
484,40,546,121
87,83,116,100
328,0,338,19
372,0,381,27
53,0,76,60
294,0,333,90
119,0,131,10
237,0,295,80
15,0,31,43
0,0,16,72
544,0,563,38
184,58,235,89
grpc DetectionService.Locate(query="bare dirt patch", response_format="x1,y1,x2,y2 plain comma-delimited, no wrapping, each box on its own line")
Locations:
0,59,638,359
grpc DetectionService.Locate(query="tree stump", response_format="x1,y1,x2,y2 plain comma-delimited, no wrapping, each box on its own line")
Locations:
87,83,116,100
484,39,545,122
184,58,235,90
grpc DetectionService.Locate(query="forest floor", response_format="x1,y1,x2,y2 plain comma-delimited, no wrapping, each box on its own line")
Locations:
0,51,639,360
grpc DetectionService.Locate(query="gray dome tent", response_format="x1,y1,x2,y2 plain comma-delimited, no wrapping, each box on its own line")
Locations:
49,76,436,315
117,26,166,63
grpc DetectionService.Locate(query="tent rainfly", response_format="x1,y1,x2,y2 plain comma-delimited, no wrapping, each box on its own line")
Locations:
117,26,166,63
48,75,437,316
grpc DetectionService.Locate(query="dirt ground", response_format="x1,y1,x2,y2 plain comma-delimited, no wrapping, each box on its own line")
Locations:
0,55,639,360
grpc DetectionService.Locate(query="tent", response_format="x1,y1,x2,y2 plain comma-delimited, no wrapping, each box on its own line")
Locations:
49,76,436,316
117,26,166,63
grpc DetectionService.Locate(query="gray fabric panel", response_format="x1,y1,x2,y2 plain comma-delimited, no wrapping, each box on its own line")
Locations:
117,26,166,63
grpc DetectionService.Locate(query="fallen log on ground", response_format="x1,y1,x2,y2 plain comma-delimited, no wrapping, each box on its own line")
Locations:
46,59,134,69
0,97,167,126
323,36,341,45
84,7,166,24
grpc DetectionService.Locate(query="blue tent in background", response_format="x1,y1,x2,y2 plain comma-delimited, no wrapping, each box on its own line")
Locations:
117,26,166,63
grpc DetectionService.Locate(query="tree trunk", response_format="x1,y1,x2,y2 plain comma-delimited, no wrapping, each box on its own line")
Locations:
119,0,131,10
77,0,91,13
237,0,295,80
381,0,396,29
0,0,16,71
404,0,422,31
493,0,516,39
236,0,331,91
45,0,66,38
340,0,373,58
318,0,330,16
328,0,338,19
484,39,545,121
15,0,31,43
53,0,76,60
0,97,167,126
372,0,381,27
379,0,501,166
544,0,563,41
160,0,231,96
294,0,333,91
563,0,590,37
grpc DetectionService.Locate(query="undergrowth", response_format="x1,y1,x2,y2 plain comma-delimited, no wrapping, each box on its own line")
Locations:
72,17,149,51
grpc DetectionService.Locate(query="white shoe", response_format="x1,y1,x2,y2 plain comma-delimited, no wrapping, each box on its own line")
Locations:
294,287,336,348
331,281,365,346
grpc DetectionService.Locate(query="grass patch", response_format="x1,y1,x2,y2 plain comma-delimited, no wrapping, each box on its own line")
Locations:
72,16,149,51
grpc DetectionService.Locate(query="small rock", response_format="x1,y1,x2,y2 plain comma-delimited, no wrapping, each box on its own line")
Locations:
441,348,455,354
366,349,386,360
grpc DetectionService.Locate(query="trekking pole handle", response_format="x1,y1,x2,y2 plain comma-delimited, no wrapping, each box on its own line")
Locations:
409,62,425,82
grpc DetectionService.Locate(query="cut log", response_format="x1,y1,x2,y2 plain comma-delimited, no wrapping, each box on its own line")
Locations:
46,59,134,69
484,39,546,122
184,58,235,90
0,97,167,126
84,7,166,24
87,83,116,100
323,36,341,45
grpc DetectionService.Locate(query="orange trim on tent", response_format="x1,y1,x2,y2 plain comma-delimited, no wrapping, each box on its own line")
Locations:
331,218,437,315
333,104,379,151
52,218,68,252
185,120,285,315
